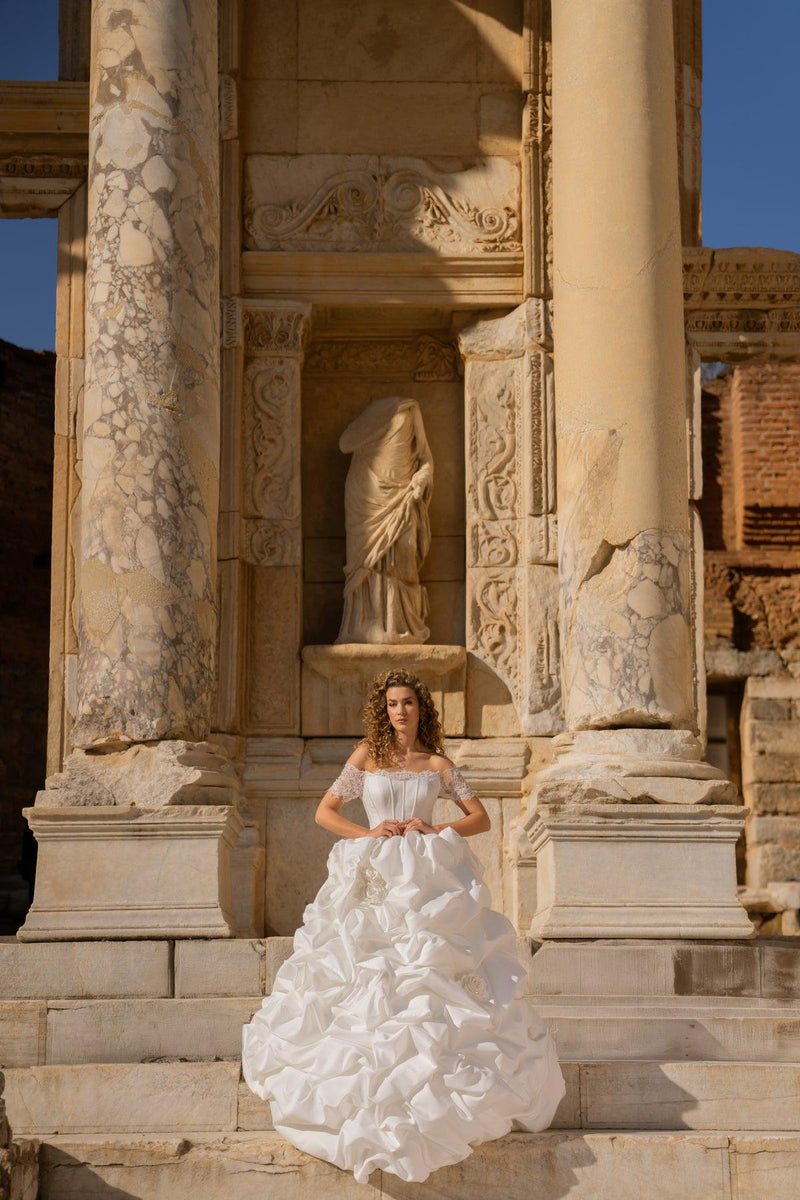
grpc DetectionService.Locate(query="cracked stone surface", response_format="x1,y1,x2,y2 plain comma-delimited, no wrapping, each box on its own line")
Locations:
562,526,693,731
74,0,220,747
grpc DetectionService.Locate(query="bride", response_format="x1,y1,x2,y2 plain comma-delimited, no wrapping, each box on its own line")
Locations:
241,669,566,1184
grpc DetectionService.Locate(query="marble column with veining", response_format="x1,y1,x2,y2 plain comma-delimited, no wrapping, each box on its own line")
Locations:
551,0,694,733
74,0,220,746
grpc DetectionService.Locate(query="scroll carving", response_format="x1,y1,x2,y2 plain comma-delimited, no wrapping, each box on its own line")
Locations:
471,572,520,694
244,519,301,567
246,360,299,523
245,156,521,256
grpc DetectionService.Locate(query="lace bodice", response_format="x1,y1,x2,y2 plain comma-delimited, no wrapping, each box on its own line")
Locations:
330,764,476,828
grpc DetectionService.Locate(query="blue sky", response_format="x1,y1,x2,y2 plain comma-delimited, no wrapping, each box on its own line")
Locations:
0,0,798,351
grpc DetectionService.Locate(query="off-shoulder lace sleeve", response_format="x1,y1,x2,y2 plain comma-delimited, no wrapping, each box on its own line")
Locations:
329,762,364,802
439,765,477,809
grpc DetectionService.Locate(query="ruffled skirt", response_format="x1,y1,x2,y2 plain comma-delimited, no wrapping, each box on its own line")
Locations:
241,827,566,1184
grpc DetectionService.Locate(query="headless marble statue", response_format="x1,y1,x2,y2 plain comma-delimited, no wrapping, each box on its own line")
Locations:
336,396,433,644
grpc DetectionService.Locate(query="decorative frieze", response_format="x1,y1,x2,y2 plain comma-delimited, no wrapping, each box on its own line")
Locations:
244,155,521,256
302,333,461,381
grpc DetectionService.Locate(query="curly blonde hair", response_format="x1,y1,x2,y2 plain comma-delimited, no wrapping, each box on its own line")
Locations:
361,670,446,767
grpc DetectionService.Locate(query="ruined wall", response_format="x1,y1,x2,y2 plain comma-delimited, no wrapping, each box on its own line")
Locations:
701,365,800,663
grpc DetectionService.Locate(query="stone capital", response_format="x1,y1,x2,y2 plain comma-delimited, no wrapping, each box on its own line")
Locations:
456,297,551,360
243,300,312,359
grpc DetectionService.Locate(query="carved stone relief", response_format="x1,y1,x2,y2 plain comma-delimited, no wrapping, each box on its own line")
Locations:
303,334,461,381
458,300,561,735
245,155,521,256
241,301,310,734
683,248,800,360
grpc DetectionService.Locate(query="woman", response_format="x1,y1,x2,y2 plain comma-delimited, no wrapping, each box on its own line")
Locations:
241,670,566,1184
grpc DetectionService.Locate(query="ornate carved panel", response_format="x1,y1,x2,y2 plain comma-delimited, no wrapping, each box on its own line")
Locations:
683,248,800,360
459,301,561,734
303,334,461,381
244,155,521,256
240,301,310,734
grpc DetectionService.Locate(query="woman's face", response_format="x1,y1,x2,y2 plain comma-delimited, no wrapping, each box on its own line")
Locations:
385,686,420,735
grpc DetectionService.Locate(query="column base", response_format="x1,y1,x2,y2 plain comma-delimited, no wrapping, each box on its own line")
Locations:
17,741,247,940
18,805,243,940
527,801,753,940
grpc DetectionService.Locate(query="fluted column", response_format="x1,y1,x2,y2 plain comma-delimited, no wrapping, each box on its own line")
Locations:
520,0,752,940
74,0,220,747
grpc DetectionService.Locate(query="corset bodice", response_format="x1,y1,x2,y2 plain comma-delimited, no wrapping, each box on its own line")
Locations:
361,770,441,828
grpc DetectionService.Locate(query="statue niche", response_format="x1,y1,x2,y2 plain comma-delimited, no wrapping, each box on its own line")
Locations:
336,395,433,645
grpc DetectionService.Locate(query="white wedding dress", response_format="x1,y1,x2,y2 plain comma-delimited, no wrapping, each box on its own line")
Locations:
241,764,566,1184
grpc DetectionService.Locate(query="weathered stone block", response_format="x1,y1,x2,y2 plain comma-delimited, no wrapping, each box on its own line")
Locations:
174,940,265,998
527,802,752,940
744,784,800,815
0,940,170,999
263,938,295,991
236,1080,273,1131
527,941,761,999
3,1062,240,1134
45,999,261,1064
19,805,242,940
582,1061,800,1130
747,843,800,888
760,941,800,999
0,1004,46,1068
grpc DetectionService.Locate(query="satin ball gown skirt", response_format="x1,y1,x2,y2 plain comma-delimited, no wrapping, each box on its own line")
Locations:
242,827,566,1185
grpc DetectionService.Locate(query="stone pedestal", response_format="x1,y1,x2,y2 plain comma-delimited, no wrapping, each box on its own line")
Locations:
19,805,242,940
19,741,243,940
301,644,466,736
526,803,749,939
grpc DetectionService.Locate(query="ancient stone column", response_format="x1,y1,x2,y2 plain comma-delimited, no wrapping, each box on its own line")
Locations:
520,0,752,939
76,0,220,746
19,0,244,940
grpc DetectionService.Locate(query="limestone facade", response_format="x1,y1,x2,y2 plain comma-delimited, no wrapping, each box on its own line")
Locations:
0,0,798,943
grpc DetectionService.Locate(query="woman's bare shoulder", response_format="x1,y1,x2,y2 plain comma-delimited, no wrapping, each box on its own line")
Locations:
428,753,455,772
347,742,371,769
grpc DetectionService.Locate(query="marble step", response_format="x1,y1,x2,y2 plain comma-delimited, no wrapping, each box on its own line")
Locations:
31,1129,800,1200
4,1060,800,1138
4,993,800,1069
542,999,800,1061
3,936,800,1002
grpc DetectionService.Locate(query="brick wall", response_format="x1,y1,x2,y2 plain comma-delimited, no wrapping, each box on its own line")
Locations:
0,339,54,923
701,365,800,653
731,365,800,547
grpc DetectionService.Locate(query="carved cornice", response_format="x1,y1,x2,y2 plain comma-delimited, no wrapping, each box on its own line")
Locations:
0,81,88,159
684,249,800,361
683,248,800,307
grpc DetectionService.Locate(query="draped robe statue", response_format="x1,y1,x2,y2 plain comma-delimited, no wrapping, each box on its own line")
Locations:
336,396,433,644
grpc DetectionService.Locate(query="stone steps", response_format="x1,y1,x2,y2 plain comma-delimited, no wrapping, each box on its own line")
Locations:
30,1129,800,1199
4,1059,800,1137
5,993,800,1068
